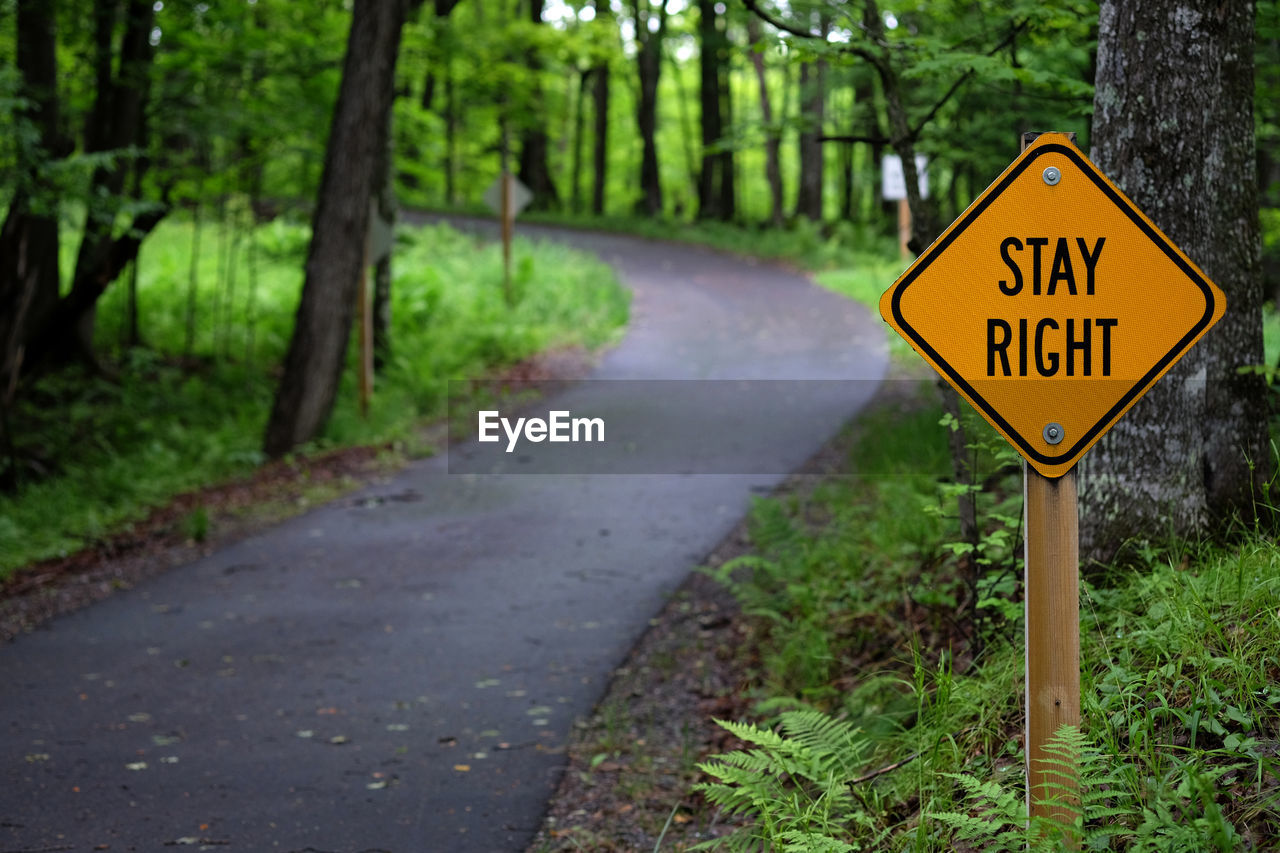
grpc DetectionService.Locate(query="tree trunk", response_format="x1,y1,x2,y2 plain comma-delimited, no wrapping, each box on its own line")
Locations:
591,69,609,213
746,17,783,227
517,0,561,211
1081,0,1269,561
444,58,458,205
590,0,611,216
716,18,735,221
69,0,156,360
372,80,397,372
0,0,63,398
632,0,667,216
263,0,409,457
636,37,664,215
668,47,699,212
793,17,827,222
697,0,724,220
571,69,590,214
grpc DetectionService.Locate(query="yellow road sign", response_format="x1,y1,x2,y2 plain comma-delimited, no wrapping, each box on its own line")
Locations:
880,133,1226,478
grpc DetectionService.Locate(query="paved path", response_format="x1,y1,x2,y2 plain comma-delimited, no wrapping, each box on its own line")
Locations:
1,224,887,852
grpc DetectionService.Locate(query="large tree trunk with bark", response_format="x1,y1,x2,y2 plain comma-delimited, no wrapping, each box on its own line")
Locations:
1081,0,1270,562
67,0,156,361
632,0,668,216
716,37,735,221
696,0,725,220
22,0,165,372
372,87,397,373
636,38,664,215
263,0,409,457
591,0,611,216
571,69,590,214
0,0,63,402
517,0,561,210
793,17,827,222
746,17,783,227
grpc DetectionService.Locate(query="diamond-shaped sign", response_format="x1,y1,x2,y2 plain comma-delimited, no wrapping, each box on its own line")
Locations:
483,172,533,221
880,133,1226,478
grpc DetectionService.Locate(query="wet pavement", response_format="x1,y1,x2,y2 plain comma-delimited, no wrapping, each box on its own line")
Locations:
0,223,887,852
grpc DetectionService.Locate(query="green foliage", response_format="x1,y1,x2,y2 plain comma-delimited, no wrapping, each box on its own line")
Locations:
694,711,882,851
697,394,1280,850
0,217,627,574
928,725,1136,851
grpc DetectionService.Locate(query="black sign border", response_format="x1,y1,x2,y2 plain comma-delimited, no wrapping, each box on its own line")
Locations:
889,142,1218,468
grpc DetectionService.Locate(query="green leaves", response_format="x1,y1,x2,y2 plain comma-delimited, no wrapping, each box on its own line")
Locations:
694,712,879,851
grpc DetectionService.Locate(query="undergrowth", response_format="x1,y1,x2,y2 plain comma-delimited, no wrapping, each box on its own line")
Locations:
696,394,1280,850
0,215,628,574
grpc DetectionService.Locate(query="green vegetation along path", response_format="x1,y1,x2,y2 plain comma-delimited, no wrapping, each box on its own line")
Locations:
0,224,887,851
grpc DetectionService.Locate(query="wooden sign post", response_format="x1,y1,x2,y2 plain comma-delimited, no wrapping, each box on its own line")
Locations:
882,153,928,261
356,236,374,419
483,128,534,307
500,120,513,304
897,199,911,261
879,130,1227,835
1024,466,1080,827
1016,131,1080,831
355,199,394,419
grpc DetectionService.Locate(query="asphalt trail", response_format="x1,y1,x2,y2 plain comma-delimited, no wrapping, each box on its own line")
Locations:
1,223,887,852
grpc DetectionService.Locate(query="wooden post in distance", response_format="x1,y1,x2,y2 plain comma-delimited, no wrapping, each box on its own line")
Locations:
897,197,911,260
356,237,373,418
500,119,513,305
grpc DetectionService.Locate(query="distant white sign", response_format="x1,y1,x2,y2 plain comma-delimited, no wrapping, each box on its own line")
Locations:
881,154,929,201
483,173,534,220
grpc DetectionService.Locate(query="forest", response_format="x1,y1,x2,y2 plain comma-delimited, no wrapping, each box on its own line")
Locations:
0,0,1120,568
2,0,1280,849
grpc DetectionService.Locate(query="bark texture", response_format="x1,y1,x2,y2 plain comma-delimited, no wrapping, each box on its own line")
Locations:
264,0,408,457
68,0,156,359
591,0,612,216
793,21,826,222
696,0,731,220
633,0,667,216
1081,0,1269,561
0,0,62,398
747,16,784,226
518,0,561,210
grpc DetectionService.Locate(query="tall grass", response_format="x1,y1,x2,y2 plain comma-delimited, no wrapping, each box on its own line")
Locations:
0,216,628,574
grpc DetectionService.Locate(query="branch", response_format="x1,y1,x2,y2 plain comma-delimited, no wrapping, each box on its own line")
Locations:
907,19,1029,140
819,133,890,145
49,196,170,334
739,0,877,64
849,751,921,786
739,0,817,39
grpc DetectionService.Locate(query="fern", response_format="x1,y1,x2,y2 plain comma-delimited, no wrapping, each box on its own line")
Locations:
929,727,1129,850
693,711,882,851
925,725,1256,852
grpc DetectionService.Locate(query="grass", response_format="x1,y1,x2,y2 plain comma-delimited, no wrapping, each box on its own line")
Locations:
695,385,1280,849
521,209,900,272
678,207,1280,850
0,213,628,575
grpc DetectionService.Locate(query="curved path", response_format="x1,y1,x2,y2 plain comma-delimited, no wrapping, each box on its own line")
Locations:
0,223,887,852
